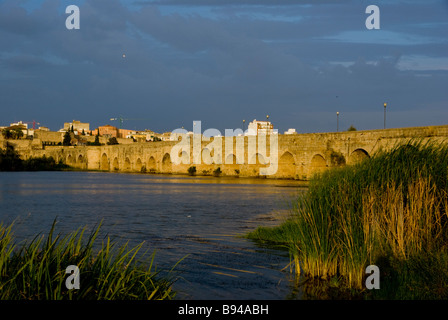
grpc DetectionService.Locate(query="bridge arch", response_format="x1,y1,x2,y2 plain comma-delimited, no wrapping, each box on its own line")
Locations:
310,154,327,174
77,154,85,169
162,153,172,172
67,154,74,165
179,151,189,164
113,157,119,171
101,153,109,171
249,153,267,165
124,157,131,171
223,154,238,175
278,151,295,178
148,156,156,171
135,158,143,172
202,148,213,165
349,148,370,165
225,154,237,164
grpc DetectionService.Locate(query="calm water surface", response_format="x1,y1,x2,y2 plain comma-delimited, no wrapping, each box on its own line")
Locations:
0,171,307,300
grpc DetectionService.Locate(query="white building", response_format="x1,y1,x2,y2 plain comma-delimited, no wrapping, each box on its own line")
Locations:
63,120,90,134
284,128,297,135
9,121,29,137
247,119,274,135
10,121,28,129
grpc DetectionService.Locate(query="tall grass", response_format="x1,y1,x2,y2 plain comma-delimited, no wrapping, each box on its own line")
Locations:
0,220,177,300
248,140,448,297
297,140,448,292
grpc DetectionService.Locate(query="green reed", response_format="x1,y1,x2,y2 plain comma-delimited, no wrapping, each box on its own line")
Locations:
0,220,177,300
248,139,448,297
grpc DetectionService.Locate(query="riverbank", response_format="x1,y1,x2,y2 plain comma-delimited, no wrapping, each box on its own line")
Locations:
0,144,70,171
247,140,448,299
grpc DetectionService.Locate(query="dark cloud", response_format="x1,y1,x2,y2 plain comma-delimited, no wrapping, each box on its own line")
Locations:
0,0,447,134
133,0,351,6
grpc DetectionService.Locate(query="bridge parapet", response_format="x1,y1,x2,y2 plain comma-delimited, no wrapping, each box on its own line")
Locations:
9,125,448,180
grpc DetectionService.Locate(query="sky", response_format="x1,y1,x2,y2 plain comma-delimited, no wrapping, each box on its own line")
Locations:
0,0,447,134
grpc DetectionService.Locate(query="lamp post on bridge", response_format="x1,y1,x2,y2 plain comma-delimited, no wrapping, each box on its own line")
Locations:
266,115,270,135
384,102,387,129
336,111,340,132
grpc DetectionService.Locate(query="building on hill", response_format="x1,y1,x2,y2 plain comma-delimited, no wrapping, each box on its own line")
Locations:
4,121,29,139
128,130,158,142
247,119,274,135
118,128,134,139
97,125,118,138
33,130,64,145
63,120,90,134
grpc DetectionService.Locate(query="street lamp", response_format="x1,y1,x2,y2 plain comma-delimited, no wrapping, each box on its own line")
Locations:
266,115,270,135
384,103,387,129
336,112,340,132
242,119,245,134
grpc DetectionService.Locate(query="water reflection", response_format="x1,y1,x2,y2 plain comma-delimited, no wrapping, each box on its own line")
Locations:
0,171,307,299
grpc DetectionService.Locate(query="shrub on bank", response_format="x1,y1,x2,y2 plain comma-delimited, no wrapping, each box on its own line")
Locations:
188,166,196,176
213,167,222,177
0,144,70,171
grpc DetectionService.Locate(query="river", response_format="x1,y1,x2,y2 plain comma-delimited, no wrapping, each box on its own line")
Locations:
0,171,307,300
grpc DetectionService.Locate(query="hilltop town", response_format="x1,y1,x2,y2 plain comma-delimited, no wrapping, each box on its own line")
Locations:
0,120,175,147
1,117,447,180
0,118,295,148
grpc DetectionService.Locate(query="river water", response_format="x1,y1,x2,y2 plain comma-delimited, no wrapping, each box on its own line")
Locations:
0,171,307,300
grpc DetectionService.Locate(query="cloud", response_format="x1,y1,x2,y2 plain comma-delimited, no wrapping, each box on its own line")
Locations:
133,0,351,6
0,0,447,134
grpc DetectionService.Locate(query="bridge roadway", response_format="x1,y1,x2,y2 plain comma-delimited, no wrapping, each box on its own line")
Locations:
12,125,448,180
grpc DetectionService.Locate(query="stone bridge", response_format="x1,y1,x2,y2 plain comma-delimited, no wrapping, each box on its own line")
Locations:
13,125,448,180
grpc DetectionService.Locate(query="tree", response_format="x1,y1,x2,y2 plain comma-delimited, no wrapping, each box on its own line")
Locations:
107,137,119,145
0,143,23,171
1,129,12,139
330,150,346,167
0,143,69,171
86,134,102,146
5,128,24,140
347,125,357,131
63,131,72,146
15,128,24,139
